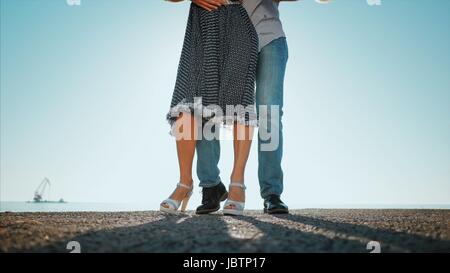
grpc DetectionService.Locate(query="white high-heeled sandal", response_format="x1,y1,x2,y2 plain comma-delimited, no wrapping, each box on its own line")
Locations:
223,182,246,216
160,183,193,214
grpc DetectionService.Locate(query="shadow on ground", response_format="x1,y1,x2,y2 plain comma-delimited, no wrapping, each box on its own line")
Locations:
12,211,450,253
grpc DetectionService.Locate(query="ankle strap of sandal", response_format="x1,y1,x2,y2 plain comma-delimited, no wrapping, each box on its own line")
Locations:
229,182,246,190
177,183,193,190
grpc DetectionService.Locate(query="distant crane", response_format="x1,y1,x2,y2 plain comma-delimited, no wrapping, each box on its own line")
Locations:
33,178,51,202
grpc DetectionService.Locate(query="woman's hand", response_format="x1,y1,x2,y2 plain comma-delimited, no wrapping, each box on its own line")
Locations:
192,0,225,12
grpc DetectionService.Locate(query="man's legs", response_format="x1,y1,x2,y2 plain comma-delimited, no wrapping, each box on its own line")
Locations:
195,37,288,213
256,37,288,200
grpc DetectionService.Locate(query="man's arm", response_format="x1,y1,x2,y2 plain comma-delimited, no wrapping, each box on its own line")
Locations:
166,0,225,12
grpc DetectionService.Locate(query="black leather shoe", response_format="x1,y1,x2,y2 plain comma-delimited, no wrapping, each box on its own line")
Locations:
196,182,228,214
263,195,289,214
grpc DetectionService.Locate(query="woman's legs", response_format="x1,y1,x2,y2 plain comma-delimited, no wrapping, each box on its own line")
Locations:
226,123,254,206
162,113,198,208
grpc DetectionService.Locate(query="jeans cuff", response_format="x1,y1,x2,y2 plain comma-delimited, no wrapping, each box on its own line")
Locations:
261,191,282,199
199,180,221,188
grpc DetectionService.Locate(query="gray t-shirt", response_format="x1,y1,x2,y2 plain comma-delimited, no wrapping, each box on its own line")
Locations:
242,0,286,51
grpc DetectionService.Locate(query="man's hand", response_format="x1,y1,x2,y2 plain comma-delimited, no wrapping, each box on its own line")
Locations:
191,0,225,12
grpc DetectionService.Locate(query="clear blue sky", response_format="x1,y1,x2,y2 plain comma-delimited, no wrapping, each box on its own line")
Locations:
1,0,449,209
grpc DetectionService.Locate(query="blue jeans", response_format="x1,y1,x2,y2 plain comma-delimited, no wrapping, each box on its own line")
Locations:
196,37,289,199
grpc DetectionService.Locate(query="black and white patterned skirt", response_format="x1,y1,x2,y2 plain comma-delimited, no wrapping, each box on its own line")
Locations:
167,2,258,129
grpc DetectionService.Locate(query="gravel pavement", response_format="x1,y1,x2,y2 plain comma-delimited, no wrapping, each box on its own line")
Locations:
1,209,449,253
